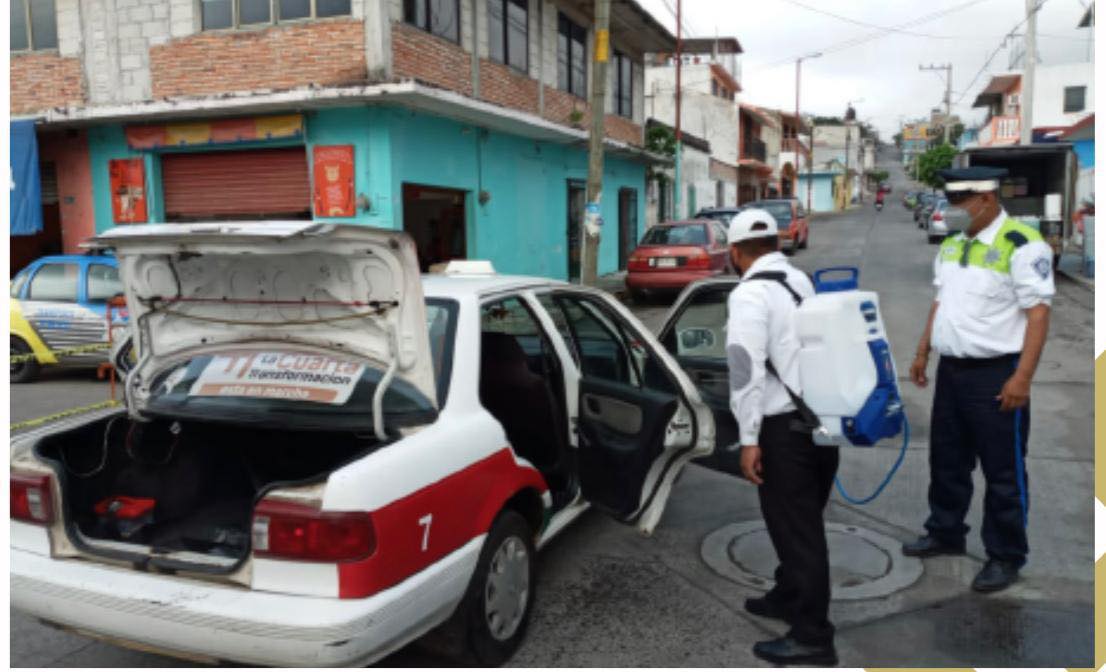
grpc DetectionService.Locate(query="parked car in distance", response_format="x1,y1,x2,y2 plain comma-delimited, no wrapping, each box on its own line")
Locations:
10,253,126,383
11,223,719,667
926,198,950,244
694,206,744,226
745,198,809,254
914,192,941,228
625,219,732,301
902,190,919,210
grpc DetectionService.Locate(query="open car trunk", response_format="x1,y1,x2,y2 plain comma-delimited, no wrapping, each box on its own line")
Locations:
34,413,380,571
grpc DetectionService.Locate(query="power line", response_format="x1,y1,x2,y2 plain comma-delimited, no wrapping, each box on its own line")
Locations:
779,0,962,39
760,0,998,69
953,0,1050,105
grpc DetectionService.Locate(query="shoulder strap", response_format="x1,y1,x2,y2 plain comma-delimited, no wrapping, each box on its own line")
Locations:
746,271,803,306
743,271,821,430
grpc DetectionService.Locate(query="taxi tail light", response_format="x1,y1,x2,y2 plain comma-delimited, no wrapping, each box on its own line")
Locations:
627,253,649,271
252,498,376,562
11,472,54,525
932,211,944,221
685,249,712,270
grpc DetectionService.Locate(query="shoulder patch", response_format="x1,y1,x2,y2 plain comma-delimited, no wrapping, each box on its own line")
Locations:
1032,256,1052,280
1005,230,1028,248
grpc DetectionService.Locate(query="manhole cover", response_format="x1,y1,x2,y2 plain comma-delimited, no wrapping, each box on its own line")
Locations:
701,521,923,600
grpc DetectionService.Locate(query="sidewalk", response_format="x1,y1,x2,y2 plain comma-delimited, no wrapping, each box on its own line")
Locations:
595,270,629,300
1057,252,1094,291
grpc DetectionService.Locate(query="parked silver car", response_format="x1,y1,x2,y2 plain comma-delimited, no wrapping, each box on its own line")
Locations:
926,198,950,244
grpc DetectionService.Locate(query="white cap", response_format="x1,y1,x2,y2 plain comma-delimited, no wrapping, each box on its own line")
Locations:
726,208,779,244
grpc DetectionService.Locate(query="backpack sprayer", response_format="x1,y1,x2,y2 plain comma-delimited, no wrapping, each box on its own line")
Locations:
757,266,909,504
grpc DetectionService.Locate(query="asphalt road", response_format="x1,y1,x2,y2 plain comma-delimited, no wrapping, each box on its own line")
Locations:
10,149,1094,667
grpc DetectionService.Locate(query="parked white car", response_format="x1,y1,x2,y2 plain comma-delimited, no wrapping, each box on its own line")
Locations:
926,198,950,244
10,223,718,666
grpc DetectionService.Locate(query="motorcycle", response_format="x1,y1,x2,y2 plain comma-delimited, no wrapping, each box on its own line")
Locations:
875,201,884,212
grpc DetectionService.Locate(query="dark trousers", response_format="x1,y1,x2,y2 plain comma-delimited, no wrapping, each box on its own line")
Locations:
925,354,1030,565
757,411,840,646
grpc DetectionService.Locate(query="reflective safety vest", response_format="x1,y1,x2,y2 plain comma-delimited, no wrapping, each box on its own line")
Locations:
938,218,1043,274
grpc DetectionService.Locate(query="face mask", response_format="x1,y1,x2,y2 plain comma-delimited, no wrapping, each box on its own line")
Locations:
944,198,983,234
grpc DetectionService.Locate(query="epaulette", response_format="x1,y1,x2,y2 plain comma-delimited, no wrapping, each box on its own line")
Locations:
1005,230,1028,248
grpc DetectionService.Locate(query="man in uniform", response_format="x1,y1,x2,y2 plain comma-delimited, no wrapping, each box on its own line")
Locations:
904,166,1054,593
725,209,839,666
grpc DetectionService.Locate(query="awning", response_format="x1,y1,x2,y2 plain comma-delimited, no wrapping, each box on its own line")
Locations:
10,119,43,237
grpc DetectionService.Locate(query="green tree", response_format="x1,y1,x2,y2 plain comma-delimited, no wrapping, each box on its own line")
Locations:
917,144,957,188
645,125,677,157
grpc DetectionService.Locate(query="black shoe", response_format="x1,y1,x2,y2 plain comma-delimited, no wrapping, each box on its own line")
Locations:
972,559,1020,593
744,596,791,622
901,535,966,558
752,636,837,667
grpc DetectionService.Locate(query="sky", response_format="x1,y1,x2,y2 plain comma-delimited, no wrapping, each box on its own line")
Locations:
635,0,1094,139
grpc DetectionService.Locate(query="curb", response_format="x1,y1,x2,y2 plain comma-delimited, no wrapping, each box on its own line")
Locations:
1058,268,1094,291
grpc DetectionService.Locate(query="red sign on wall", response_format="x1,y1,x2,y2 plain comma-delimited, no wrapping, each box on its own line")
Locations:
109,158,148,223
313,145,355,218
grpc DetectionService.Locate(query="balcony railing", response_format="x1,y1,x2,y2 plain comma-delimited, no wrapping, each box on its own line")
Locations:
979,115,1020,146
742,137,767,162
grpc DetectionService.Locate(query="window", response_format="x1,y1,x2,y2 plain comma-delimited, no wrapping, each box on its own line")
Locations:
614,51,632,118
201,0,351,30
11,269,30,298
87,264,124,302
404,0,460,43
488,0,528,72
11,0,57,52
28,263,79,302
641,223,708,246
711,222,728,247
1063,86,1086,113
557,13,587,97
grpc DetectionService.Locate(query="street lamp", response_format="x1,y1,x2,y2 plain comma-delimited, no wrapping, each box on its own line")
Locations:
796,52,822,213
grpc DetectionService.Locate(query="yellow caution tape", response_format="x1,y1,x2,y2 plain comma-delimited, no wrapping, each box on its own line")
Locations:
10,342,112,364
10,399,122,433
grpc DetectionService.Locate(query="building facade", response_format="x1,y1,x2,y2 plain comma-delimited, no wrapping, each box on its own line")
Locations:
644,37,742,220
10,0,675,280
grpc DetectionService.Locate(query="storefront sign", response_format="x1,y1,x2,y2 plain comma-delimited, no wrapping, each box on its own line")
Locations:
125,114,305,150
109,158,147,223
313,145,355,217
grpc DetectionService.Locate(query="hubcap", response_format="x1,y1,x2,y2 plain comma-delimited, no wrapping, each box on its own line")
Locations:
484,535,530,641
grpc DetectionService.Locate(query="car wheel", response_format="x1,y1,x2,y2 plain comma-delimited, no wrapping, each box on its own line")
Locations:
11,336,40,384
798,231,809,250
927,234,942,244
630,289,649,304
454,510,535,666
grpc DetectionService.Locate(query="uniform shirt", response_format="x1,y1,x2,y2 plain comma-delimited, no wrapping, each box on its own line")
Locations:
931,209,1055,358
726,251,815,446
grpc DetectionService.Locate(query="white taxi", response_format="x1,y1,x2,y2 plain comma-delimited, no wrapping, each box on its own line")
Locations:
10,222,717,666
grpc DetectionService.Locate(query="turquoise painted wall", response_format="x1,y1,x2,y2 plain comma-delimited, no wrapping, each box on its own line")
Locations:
796,174,836,213
86,105,647,280
386,107,646,279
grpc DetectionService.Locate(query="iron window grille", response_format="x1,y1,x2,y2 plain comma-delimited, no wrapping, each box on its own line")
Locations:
11,0,57,52
404,0,461,43
1063,86,1086,113
488,0,528,72
557,12,587,98
200,0,352,31
614,50,632,118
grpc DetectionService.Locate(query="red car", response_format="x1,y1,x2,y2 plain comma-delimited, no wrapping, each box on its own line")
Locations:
746,198,809,254
625,219,732,301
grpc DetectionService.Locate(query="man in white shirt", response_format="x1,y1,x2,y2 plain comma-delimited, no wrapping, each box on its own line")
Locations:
904,167,1054,593
725,209,839,666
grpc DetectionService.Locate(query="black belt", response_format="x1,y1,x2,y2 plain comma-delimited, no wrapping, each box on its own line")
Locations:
940,353,1020,368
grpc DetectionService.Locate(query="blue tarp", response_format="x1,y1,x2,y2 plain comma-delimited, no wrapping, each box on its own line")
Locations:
10,119,43,236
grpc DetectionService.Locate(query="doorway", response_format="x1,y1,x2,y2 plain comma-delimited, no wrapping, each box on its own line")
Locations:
618,187,638,270
566,180,586,281
402,184,467,272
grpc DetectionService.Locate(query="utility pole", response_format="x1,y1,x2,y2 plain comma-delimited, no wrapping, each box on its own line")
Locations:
795,52,821,213
673,0,682,219
580,0,610,286
1020,0,1037,145
919,63,953,144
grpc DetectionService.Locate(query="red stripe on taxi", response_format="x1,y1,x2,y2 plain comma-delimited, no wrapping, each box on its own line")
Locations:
337,448,547,599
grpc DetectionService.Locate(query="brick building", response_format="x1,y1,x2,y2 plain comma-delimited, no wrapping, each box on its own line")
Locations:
10,0,675,280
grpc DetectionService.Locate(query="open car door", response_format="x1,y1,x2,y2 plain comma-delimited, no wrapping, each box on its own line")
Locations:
657,278,743,477
544,289,714,535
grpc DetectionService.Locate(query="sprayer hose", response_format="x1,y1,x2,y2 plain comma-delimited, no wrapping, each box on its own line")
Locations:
833,417,910,505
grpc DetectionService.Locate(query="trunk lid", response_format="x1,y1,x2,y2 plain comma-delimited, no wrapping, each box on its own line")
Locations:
87,222,436,416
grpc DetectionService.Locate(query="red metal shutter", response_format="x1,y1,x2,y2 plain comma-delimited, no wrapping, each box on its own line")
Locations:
161,147,310,221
